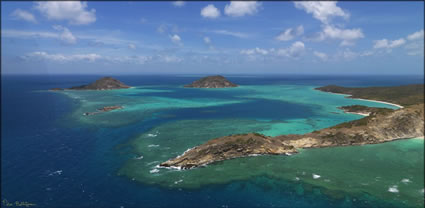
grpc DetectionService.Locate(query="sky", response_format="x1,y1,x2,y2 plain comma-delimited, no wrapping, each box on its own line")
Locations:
1,1,424,75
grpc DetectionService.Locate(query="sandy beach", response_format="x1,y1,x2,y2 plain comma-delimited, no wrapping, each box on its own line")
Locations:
323,91,404,109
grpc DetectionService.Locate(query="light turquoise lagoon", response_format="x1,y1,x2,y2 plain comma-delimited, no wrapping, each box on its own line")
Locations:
60,83,423,207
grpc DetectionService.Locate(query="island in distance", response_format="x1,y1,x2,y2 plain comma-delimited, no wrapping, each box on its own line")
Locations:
50,77,131,91
184,75,238,88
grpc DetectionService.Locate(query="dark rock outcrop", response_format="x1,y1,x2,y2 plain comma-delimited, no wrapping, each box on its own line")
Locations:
184,75,238,88
68,77,130,90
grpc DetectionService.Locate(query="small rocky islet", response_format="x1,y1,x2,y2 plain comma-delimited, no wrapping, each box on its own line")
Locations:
83,106,123,116
160,84,425,169
50,77,130,115
184,75,238,88
50,76,131,91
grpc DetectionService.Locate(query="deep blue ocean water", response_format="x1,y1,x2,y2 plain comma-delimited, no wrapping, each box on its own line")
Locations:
1,74,423,208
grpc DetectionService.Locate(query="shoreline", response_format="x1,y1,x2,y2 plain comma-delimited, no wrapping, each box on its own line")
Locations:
352,98,404,109
321,91,404,109
343,111,370,117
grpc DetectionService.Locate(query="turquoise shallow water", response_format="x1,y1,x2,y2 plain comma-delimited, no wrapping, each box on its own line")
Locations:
59,83,423,207
3,75,423,208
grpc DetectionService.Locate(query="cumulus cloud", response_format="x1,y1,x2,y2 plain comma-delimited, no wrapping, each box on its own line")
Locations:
276,25,304,41
224,1,261,17
11,9,37,23
318,25,364,46
240,42,306,59
201,4,220,19
373,38,406,49
276,41,306,58
169,34,182,45
34,1,96,25
172,1,185,7
240,47,269,55
294,2,349,24
53,25,77,44
313,51,328,61
407,29,424,41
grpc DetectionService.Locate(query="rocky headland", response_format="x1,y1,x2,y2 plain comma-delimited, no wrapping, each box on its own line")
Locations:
184,75,238,88
51,77,130,91
160,84,425,169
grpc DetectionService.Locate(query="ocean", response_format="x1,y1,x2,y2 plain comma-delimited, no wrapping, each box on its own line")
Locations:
1,74,424,208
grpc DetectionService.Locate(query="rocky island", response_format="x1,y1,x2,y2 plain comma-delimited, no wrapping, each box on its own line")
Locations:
50,77,131,91
160,84,424,169
83,105,123,116
184,75,238,88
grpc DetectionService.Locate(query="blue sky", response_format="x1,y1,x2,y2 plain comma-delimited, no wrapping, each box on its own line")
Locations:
1,1,424,75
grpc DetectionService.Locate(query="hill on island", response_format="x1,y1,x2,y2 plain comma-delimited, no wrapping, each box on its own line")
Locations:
67,77,131,90
184,75,238,88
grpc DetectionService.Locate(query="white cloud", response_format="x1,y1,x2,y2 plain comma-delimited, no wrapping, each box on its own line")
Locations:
201,4,220,19
157,55,183,63
276,41,306,58
170,34,182,45
34,2,96,25
2,29,58,39
240,47,268,55
128,43,136,49
22,52,182,65
53,25,77,44
172,1,185,7
23,51,101,62
2,29,143,49
373,38,406,49
313,51,328,61
407,29,424,41
224,1,261,17
318,25,364,46
11,9,37,23
204,37,211,44
334,49,374,61
276,25,304,41
294,2,349,24
404,40,424,56
212,30,250,38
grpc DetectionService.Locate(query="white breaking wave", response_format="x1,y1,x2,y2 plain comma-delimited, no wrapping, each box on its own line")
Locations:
48,170,63,176
174,179,183,184
134,155,144,160
312,174,321,179
150,169,160,173
388,185,399,193
401,178,411,184
148,144,160,148
147,133,157,137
